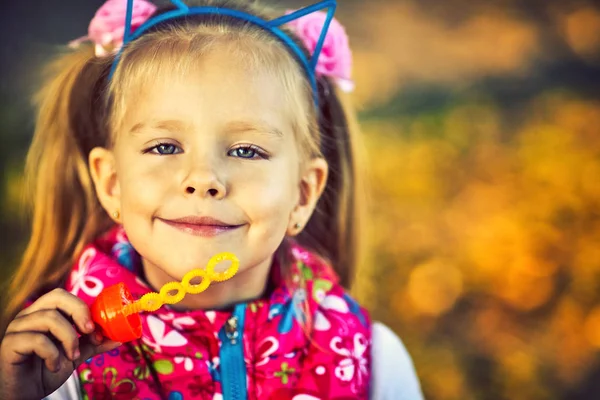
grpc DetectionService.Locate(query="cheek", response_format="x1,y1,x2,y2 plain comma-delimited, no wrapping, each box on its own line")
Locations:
116,154,180,212
235,159,299,217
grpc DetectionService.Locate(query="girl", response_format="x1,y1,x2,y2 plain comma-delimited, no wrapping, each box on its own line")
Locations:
0,0,423,399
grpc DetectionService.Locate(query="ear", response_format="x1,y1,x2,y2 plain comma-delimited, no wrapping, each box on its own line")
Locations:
287,157,328,236
89,147,121,223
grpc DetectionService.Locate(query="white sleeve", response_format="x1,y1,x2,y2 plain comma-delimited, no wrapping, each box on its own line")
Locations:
371,322,424,400
44,373,82,400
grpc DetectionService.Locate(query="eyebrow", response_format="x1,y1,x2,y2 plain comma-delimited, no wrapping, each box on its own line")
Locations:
224,120,284,138
130,120,190,135
129,119,284,138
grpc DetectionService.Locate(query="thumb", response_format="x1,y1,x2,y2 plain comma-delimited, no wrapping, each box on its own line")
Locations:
74,335,122,368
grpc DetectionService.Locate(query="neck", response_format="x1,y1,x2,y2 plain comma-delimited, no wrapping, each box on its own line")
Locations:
141,255,273,310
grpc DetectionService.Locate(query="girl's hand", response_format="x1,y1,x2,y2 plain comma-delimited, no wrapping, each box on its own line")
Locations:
0,288,122,400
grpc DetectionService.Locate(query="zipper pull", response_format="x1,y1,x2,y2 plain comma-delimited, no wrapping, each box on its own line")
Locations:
225,315,239,345
219,303,247,399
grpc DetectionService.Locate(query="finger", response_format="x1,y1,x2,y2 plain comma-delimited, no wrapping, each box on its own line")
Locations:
17,288,94,335
6,310,80,361
90,330,103,346
75,335,121,369
76,330,103,348
3,332,61,372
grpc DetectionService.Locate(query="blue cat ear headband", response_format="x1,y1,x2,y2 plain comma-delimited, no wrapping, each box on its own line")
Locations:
110,0,338,106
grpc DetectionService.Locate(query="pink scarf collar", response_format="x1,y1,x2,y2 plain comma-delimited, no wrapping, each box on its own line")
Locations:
65,226,371,399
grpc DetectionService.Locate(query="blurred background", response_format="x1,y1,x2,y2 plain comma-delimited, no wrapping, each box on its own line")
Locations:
1,0,600,399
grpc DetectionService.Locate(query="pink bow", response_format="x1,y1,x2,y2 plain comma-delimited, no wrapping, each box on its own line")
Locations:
285,10,354,92
69,0,156,57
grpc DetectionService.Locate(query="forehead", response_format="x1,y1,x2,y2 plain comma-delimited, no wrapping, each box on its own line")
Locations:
115,41,307,134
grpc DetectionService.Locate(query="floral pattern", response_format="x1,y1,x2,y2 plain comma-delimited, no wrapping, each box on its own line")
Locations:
330,334,369,394
143,315,188,353
69,248,104,297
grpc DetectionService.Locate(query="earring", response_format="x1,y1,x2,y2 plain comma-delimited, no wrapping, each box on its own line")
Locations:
112,210,120,220
294,222,301,230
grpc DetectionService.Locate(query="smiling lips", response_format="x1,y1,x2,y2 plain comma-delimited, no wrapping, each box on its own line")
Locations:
160,216,243,237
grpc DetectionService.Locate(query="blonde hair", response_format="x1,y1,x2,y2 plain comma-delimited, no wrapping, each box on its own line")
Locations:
1,0,363,333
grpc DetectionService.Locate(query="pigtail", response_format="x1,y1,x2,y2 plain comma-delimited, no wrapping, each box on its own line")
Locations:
298,78,364,289
1,46,113,333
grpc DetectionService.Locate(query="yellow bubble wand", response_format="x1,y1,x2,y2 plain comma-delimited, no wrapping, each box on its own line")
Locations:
91,252,239,342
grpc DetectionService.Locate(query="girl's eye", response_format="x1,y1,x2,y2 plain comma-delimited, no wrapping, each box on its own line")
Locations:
228,145,266,159
147,143,182,155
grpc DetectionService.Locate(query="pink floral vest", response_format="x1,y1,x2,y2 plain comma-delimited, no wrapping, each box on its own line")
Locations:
64,226,371,399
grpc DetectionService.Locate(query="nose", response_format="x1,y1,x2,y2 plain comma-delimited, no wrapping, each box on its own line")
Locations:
182,158,227,200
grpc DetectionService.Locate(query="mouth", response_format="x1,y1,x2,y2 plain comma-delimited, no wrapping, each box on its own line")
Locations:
159,216,244,237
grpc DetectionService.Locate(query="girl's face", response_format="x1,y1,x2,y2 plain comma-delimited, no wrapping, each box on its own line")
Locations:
90,47,327,306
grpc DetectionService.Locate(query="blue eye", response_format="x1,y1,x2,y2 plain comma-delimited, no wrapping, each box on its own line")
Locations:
147,143,182,155
228,145,266,159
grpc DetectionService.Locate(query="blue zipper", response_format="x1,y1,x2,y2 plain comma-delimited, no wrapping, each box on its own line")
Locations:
218,303,248,400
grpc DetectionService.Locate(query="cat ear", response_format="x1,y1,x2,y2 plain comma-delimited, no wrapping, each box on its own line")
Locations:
123,0,189,45
123,0,135,45
267,0,337,70
169,0,189,12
